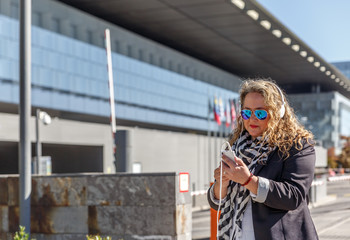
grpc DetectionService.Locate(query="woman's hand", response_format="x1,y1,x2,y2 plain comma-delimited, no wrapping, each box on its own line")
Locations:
213,162,230,200
221,154,251,185
220,154,259,194
213,154,259,199
214,162,231,187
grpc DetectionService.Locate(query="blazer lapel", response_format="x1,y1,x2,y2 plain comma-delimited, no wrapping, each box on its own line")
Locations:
254,163,265,176
254,148,278,176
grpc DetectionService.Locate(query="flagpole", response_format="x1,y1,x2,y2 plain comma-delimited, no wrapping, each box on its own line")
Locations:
219,97,224,143
220,123,223,141
207,95,211,187
214,95,218,173
105,29,117,172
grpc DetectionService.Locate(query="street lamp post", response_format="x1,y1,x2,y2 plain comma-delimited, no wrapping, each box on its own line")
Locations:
35,109,51,174
19,0,31,233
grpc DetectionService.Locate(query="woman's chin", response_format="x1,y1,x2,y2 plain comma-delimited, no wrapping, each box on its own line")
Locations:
248,129,262,138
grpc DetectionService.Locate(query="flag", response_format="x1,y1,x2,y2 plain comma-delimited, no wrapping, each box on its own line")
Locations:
213,96,221,125
219,97,225,122
225,100,231,127
230,99,237,128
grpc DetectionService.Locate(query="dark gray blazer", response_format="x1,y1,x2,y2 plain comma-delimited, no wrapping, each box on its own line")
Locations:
208,140,319,240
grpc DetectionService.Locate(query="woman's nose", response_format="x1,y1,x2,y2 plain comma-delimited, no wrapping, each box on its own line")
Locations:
250,112,258,120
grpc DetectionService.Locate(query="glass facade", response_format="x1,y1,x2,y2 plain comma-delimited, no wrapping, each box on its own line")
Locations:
333,61,350,79
0,15,238,132
340,105,350,137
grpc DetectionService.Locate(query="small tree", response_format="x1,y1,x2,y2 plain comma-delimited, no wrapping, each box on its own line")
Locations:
14,226,34,240
86,235,112,240
339,135,350,168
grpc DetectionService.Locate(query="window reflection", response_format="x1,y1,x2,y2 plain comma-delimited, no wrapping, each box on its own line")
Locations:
0,15,238,131
52,18,60,33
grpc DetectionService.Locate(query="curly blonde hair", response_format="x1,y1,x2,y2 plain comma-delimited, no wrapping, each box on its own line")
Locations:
229,78,313,158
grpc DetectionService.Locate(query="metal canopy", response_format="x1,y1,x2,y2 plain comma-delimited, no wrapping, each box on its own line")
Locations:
56,0,350,97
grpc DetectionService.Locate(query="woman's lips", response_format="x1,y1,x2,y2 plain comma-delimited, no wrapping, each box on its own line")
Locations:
250,125,259,128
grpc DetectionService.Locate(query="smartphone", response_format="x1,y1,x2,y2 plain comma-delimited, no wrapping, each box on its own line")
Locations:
222,149,236,163
221,141,236,166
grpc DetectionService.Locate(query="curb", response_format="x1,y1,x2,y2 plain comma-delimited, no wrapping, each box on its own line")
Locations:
192,205,210,212
308,195,337,209
193,195,338,212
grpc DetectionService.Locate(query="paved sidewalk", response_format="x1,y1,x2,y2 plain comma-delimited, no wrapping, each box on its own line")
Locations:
193,188,350,239
311,197,350,239
310,181,350,240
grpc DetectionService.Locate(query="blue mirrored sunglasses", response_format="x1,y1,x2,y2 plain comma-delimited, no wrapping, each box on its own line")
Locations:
241,109,268,120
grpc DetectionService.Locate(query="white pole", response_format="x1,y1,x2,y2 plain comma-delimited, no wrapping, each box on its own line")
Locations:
207,94,211,186
19,0,32,234
105,29,117,172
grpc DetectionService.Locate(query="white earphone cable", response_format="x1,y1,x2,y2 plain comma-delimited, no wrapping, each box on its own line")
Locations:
217,141,234,239
217,157,223,239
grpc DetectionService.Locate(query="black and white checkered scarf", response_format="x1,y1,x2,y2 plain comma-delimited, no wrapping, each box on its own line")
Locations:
218,131,276,239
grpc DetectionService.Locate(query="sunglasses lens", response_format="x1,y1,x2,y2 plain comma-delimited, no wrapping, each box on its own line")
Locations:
241,109,268,120
241,110,251,120
255,110,268,120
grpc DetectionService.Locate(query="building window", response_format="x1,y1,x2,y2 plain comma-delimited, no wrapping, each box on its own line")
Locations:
159,57,164,68
193,70,197,79
177,64,182,74
200,72,205,80
52,18,61,33
168,61,173,71
127,45,133,57
87,30,93,44
114,40,120,53
33,11,42,27
149,53,154,64
70,24,78,39
10,2,19,19
185,66,190,76
101,36,105,47
138,49,144,61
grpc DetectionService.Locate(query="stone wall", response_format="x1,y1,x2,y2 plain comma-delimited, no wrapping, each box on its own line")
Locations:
0,173,191,240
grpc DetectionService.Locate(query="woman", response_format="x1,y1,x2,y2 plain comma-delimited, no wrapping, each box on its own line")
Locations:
207,79,318,240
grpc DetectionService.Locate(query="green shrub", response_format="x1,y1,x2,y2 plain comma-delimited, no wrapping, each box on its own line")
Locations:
86,235,112,240
13,226,113,240
13,226,35,240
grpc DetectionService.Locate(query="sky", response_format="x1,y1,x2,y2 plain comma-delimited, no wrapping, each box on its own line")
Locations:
255,0,350,63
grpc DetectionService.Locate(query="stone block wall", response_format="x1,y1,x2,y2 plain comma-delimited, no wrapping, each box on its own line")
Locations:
0,173,191,240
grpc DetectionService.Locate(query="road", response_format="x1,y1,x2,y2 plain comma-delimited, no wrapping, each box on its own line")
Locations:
192,180,350,240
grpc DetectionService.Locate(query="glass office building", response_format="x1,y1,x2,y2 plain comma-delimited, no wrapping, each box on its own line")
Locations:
0,16,239,132
333,61,350,79
1,0,349,190
0,0,240,186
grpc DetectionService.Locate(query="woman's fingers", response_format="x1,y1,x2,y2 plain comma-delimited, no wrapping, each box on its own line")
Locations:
214,165,230,181
214,167,227,176
222,154,239,168
214,157,251,185
234,157,245,167
221,155,234,168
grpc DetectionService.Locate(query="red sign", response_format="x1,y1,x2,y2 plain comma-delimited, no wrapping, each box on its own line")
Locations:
179,172,189,192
